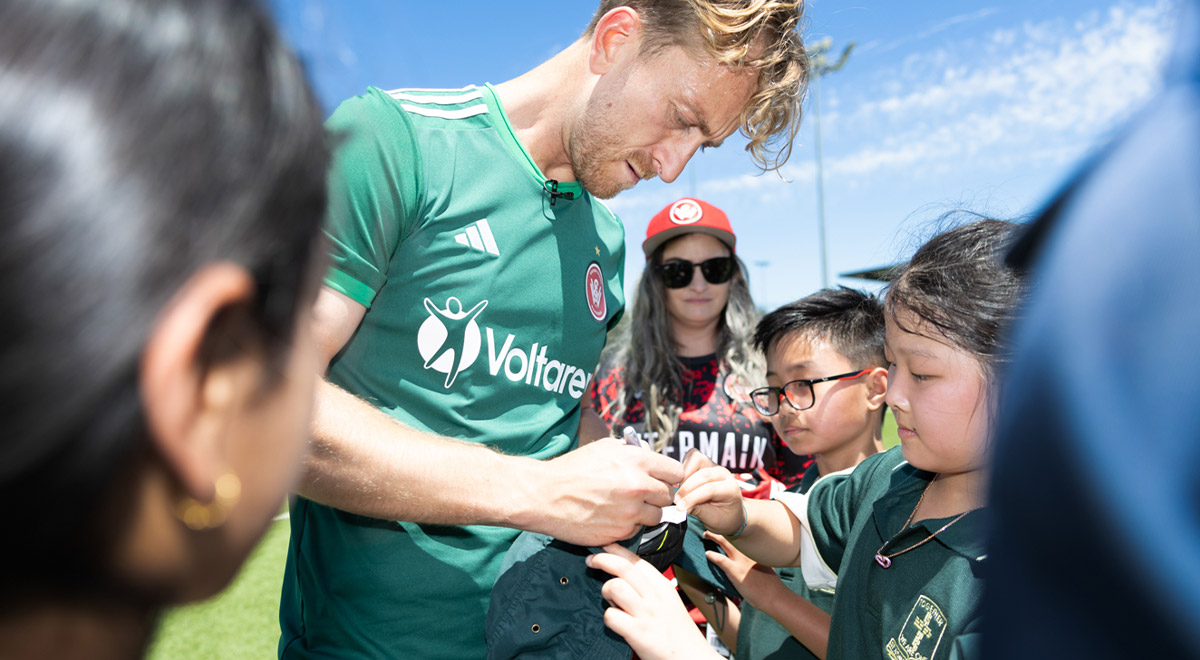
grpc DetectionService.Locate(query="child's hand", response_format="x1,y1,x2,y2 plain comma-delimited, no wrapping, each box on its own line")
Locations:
675,449,746,536
704,531,787,610
587,544,722,660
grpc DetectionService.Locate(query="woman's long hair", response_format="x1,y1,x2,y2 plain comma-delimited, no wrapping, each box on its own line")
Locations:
604,241,763,449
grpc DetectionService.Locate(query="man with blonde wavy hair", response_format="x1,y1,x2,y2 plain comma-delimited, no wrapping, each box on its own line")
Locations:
582,0,808,179
279,2,809,659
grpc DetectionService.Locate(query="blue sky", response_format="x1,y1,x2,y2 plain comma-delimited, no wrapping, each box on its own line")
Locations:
270,0,1178,310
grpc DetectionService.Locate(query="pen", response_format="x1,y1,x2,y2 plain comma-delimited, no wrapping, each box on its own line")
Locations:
622,426,641,447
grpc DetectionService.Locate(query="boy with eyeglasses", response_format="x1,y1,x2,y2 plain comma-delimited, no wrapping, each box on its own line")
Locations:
699,286,889,660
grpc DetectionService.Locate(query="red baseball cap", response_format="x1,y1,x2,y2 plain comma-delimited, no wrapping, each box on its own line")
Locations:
642,197,737,259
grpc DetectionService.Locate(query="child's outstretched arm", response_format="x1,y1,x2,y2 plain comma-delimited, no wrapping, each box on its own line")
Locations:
705,532,831,659
676,450,805,567
586,543,723,660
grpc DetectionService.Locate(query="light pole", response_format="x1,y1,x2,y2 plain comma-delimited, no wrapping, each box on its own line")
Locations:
808,38,854,288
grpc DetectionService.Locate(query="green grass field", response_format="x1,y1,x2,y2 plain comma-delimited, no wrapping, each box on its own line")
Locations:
882,409,900,449
148,416,900,659
148,519,289,660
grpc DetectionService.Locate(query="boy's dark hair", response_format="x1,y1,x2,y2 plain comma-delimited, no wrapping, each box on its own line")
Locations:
754,286,886,369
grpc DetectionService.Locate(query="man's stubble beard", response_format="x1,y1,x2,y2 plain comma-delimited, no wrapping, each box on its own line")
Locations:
567,97,654,200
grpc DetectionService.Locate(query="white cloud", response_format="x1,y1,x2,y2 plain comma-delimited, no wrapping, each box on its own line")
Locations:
826,1,1173,179
868,8,1001,55
992,28,1017,47
645,1,1173,202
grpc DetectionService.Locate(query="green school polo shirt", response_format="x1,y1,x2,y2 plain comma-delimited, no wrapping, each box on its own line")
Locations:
278,85,626,660
781,448,987,660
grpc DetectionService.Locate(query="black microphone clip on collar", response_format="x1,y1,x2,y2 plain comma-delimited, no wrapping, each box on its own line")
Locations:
543,179,576,206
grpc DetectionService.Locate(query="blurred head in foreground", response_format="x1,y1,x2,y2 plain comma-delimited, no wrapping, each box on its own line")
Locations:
0,0,328,653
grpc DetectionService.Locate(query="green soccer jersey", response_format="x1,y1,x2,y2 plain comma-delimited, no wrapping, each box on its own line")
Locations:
779,448,987,660
737,464,833,660
278,85,626,660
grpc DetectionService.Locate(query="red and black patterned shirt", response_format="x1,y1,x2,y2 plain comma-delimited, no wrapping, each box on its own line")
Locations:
588,353,811,488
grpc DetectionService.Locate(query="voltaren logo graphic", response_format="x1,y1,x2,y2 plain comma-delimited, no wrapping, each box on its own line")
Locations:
453,218,500,256
416,295,595,397
418,297,489,388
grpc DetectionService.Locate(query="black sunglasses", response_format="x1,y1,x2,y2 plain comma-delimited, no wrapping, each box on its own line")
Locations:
655,257,735,289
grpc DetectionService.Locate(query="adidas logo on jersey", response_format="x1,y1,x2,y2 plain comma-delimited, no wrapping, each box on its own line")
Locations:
454,219,499,256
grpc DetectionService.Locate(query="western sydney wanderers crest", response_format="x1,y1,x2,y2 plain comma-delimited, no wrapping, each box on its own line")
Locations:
585,261,606,322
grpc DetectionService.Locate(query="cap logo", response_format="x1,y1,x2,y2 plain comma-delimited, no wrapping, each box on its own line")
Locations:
669,199,703,225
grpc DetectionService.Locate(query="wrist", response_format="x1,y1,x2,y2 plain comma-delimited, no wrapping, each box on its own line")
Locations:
495,453,544,532
751,577,792,615
725,502,749,538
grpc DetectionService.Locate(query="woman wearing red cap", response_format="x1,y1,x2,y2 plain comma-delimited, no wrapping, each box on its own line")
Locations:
587,197,809,655
589,197,806,483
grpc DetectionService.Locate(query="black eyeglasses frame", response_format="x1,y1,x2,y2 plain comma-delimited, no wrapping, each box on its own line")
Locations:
749,368,873,416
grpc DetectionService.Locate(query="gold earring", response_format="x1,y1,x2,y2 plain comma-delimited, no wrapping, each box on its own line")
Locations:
175,472,242,531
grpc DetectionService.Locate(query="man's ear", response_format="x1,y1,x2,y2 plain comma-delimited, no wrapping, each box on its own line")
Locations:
865,366,889,411
139,262,256,503
589,7,642,75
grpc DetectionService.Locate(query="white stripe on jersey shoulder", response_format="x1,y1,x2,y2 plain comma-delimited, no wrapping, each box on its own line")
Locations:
385,86,488,120
385,85,475,94
385,88,483,105
400,104,487,120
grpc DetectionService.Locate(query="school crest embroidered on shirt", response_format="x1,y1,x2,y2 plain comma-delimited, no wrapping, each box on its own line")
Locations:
885,595,948,660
